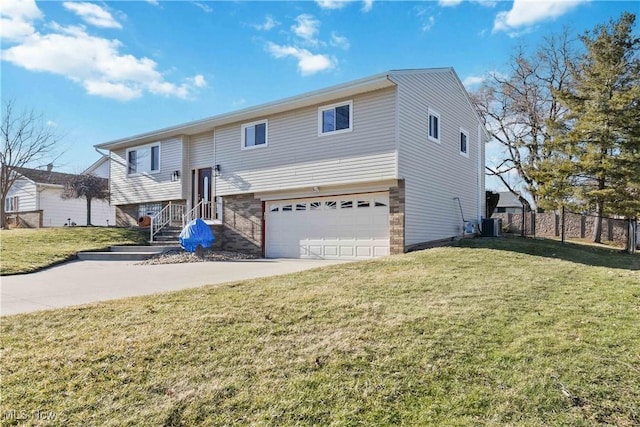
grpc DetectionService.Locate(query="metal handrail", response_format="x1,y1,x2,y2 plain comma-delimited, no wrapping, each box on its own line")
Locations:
150,202,186,242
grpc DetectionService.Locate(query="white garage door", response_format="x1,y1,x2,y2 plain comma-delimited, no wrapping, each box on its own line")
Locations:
266,192,390,259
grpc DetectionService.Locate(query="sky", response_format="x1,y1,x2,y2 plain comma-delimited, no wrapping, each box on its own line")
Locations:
1,0,637,189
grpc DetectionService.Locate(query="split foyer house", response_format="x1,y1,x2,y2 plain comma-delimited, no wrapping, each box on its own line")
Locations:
96,68,488,259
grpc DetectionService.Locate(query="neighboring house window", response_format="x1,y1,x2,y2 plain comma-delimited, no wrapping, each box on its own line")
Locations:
319,101,352,135
5,196,19,212
428,109,440,143
127,144,160,175
460,128,469,157
241,120,268,149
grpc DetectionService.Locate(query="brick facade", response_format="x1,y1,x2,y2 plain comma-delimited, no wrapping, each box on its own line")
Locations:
389,179,405,255
211,193,263,257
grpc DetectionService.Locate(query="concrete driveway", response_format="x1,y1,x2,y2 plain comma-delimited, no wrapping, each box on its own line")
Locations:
1,259,347,316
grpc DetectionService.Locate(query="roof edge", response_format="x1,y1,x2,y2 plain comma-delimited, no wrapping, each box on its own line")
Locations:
96,71,396,150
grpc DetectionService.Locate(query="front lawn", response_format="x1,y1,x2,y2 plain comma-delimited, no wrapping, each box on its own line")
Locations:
1,238,638,425
0,227,148,275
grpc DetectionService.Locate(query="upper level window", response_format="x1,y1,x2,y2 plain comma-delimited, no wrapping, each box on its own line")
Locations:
428,109,440,143
460,128,469,157
127,144,160,175
319,101,352,135
242,120,268,149
5,196,18,212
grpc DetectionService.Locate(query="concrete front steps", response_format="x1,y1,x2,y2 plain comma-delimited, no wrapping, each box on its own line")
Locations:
77,245,180,261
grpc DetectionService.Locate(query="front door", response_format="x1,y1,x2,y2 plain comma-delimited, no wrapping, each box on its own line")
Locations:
192,167,212,219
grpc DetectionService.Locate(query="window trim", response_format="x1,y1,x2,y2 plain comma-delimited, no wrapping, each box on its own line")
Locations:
5,196,19,212
318,100,353,136
241,119,268,150
459,127,470,158
126,143,161,176
428,108,441,144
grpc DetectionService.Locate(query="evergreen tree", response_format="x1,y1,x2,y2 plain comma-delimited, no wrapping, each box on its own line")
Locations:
547,12,640,242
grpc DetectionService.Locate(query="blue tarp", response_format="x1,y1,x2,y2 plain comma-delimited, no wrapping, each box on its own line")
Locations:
179,218,215,252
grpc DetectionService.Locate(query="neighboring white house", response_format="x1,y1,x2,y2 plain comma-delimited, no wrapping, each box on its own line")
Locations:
494,191,526,214
4,162,115,228
96,68,489,259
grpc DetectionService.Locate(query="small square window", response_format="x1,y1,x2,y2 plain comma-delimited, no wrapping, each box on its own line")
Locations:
319,101,352,135
325,201,337,209
357,200,370,208
242,120,268,149
310,202,321,210
428,109,440,143
296,203,307,211
340,200,353,209
282,204,293,212
270,205,280,212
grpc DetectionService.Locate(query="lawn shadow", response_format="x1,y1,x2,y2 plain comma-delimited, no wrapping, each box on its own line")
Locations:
457,237,639,271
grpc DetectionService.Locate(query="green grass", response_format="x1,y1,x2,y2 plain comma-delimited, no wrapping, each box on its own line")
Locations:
0,227,148,275
1,238,639,426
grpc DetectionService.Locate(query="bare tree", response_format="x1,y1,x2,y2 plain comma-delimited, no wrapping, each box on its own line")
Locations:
1,100,61,228
61,174,109,226
471,30,577,211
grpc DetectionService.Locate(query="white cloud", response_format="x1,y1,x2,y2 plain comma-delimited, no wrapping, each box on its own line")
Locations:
0,0,42,42
440,0,497,7
254,15,279,31
330,32,350,50
62,2,122,29
439,0,463,6
1,0,42,21
265,42,335,75
493,0,588,33
2,19,205,101
292,14,321,45
415,7,435,32
146,0,159,5
84,80,142,100
192,2,213,13
462,75,485,89
361,0,373,12
232,98,246,107
422,15,435,32
315,0,349,10
189,74,207,88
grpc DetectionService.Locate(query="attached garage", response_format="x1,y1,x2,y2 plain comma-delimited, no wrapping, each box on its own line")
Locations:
265,192,390,259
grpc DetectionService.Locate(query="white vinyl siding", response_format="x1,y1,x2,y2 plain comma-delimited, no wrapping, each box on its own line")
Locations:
189,132,214,170
39,187,114,227
110,137,184,205
6,179,37,212
215,88,397,196
392,70,485,245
